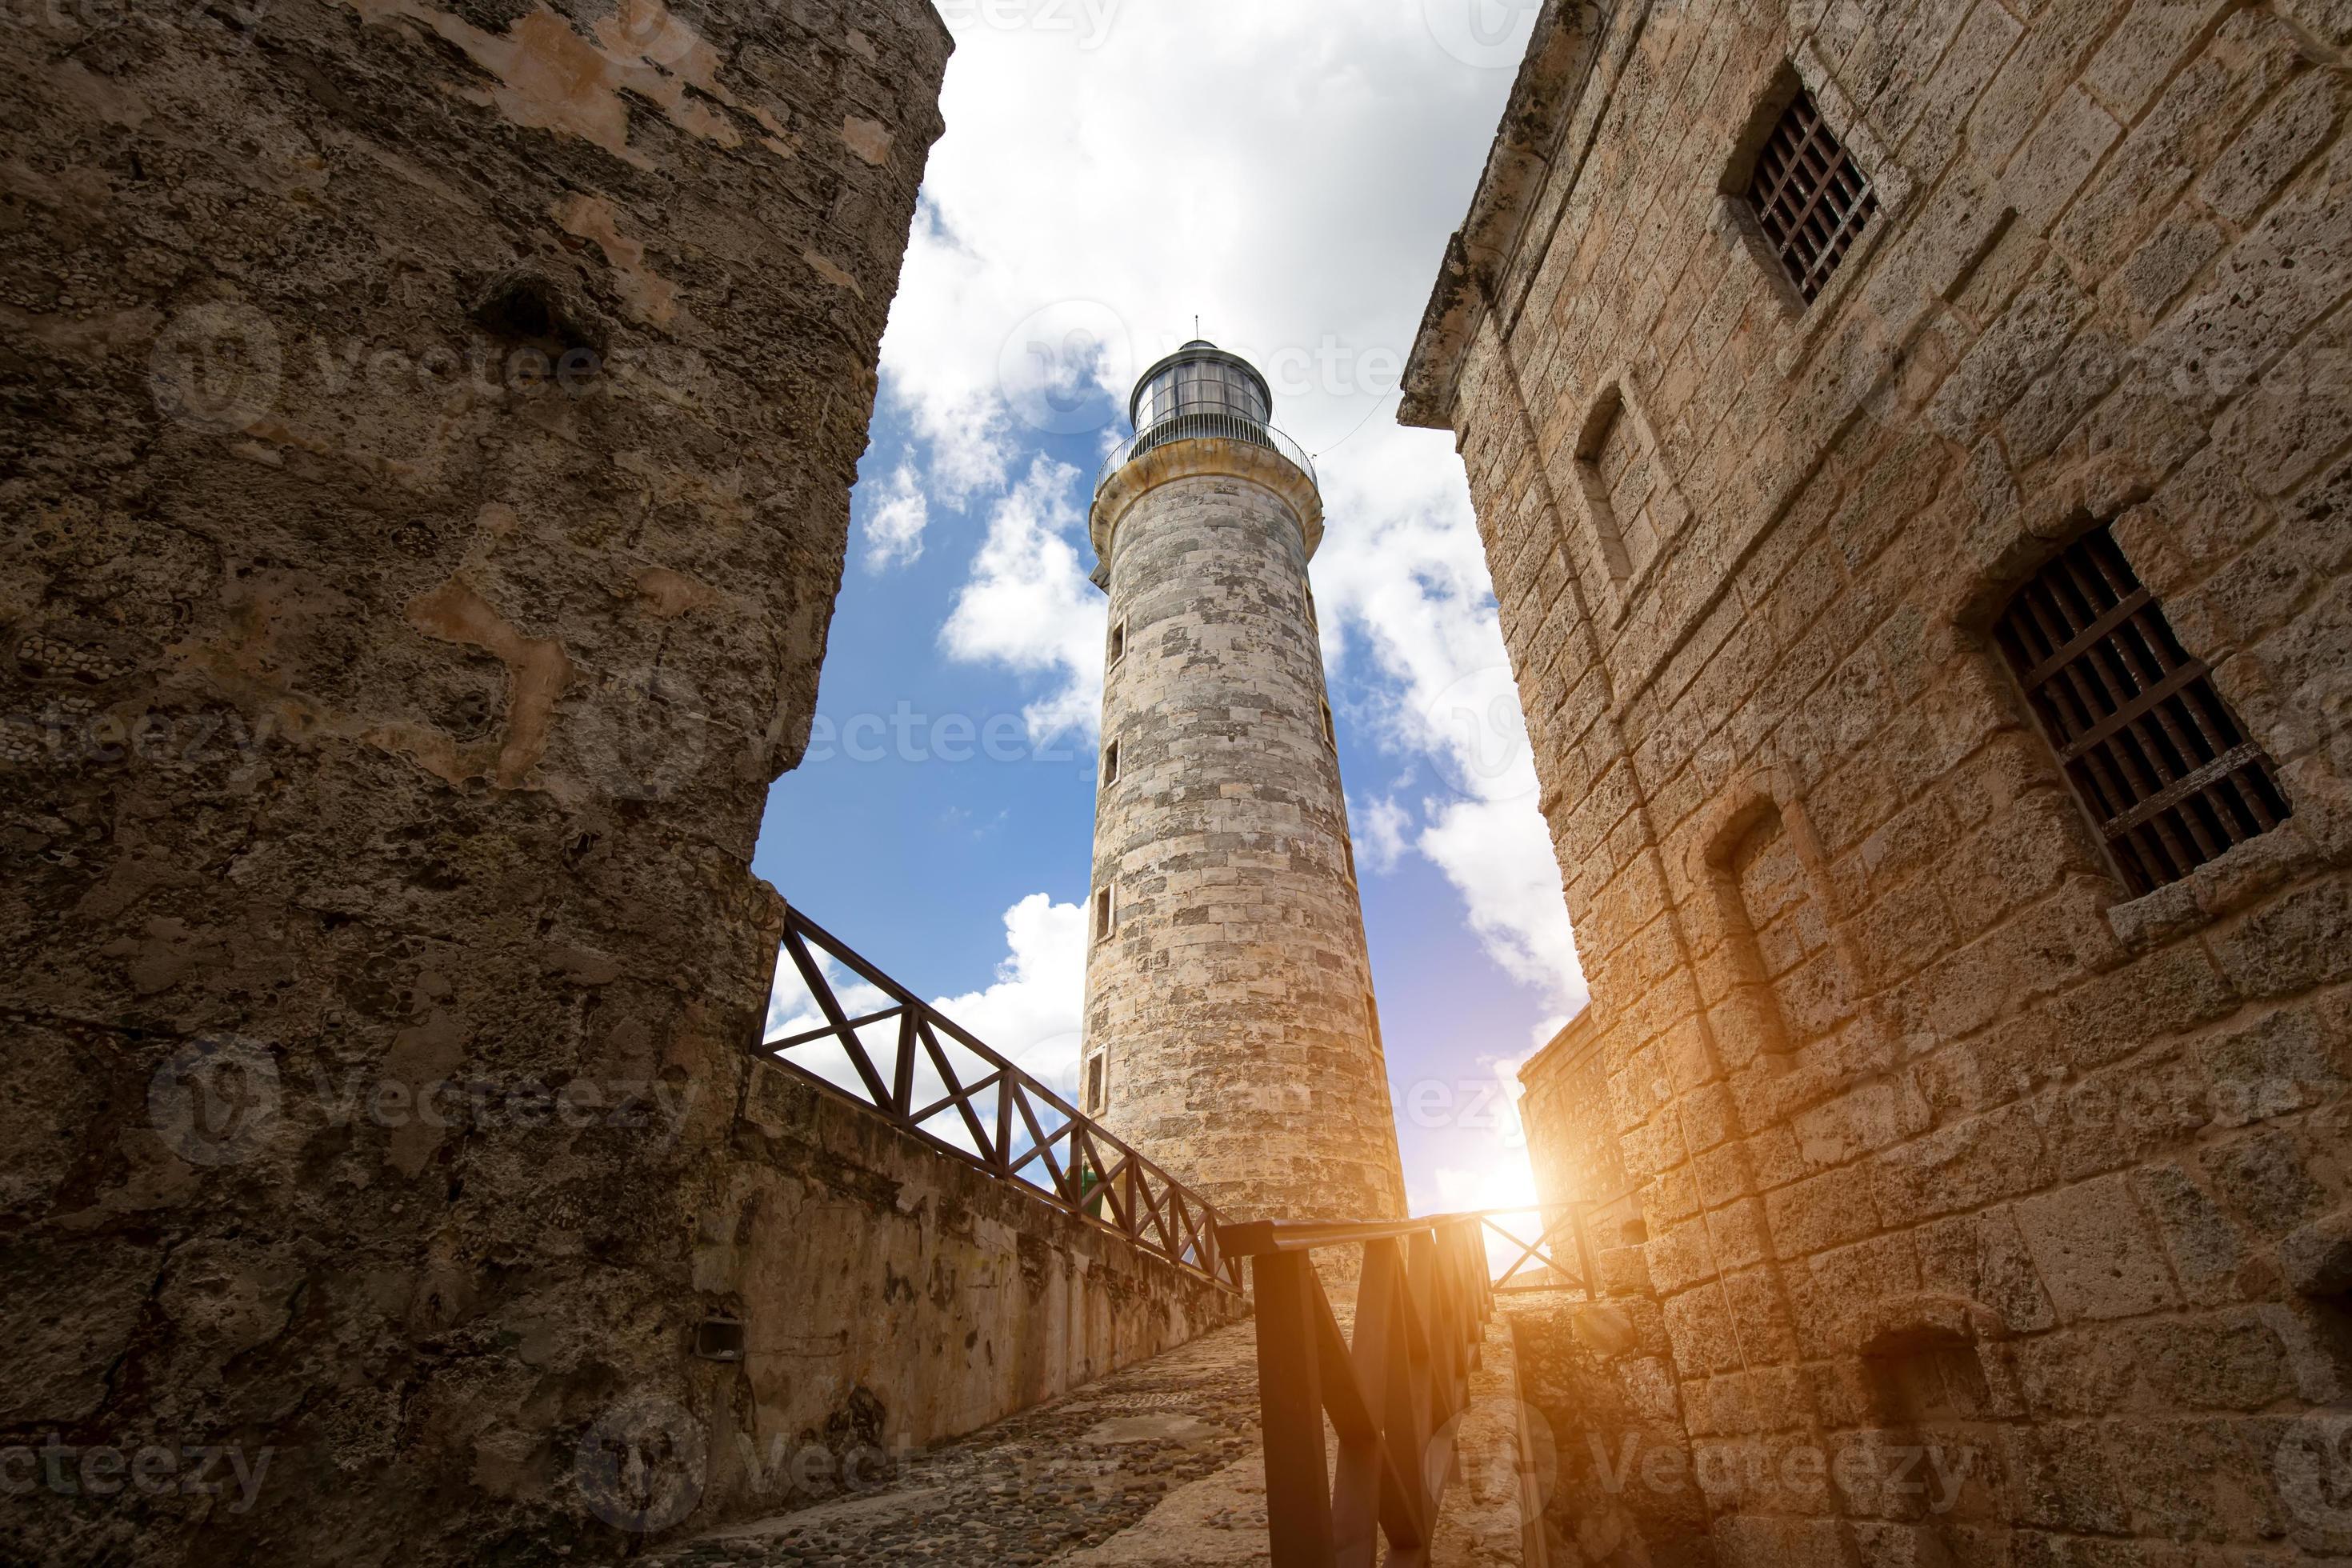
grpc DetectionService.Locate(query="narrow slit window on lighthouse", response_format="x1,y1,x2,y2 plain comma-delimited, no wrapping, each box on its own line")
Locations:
1109,620,1126,666
1094,886,1114,942
1085,1054,1106,1114
1320,699,1337,750
1103,739,1120,786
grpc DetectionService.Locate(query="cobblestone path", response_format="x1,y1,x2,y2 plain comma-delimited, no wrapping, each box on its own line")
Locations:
641,1294,1545,1567
644,1320,1270,1567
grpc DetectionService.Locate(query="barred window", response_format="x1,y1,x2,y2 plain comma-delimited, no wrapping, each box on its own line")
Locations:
1995,527,2291,896
1746,87,1878,303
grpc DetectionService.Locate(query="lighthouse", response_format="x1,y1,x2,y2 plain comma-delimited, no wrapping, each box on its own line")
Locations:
1078,339,1406,1226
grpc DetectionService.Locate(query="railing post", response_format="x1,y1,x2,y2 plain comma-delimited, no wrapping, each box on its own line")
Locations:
1253,1252,1336,1567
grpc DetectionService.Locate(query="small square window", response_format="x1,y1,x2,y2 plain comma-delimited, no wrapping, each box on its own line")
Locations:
1109,621,1127,666
1102,739,1121,786
1745,86,1878,304
1094,886,1114,942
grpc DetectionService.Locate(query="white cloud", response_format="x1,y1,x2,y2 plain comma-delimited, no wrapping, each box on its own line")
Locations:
930,892,1090,1097
939,455,1106,740
876,1,1534,505
1310,440,1589,1014
860,460,930,573
1419,790,1587,1014
1355,794,1411,875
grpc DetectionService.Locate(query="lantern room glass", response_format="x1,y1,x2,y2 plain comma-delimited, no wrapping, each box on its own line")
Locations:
1130,344,1271,431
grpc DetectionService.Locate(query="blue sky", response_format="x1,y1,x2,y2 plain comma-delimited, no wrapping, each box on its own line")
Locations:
752,0,1586,1218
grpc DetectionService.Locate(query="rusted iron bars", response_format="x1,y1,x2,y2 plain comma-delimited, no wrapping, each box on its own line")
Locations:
762,904,1244,1292
1217,1214,1494,1567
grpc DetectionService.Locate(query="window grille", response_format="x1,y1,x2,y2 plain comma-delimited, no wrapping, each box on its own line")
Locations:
1994,527,2290,896
1746,88,1879,303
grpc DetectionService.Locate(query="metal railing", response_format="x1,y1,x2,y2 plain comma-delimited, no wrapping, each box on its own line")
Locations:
1216,1214,1494,1566
762,905,1245,1292
1094,410,1318,498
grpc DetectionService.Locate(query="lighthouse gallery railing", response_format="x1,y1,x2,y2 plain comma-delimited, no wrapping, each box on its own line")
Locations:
1095,410,1318,498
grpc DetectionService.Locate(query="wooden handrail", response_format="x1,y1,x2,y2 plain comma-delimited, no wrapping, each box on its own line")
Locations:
761,905,1245,1292
1219,1212,1480,1256
1216,1214,1495,1566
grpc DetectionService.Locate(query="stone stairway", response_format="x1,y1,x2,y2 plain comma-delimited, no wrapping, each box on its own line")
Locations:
643,1292,1566,1567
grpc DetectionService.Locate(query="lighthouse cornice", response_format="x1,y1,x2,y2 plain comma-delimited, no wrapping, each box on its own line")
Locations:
1089,437,1326,571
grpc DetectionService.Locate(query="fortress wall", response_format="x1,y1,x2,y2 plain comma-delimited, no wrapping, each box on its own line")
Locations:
702,1053,1246,1522
1414,1,2352,1558
0,2,950,1561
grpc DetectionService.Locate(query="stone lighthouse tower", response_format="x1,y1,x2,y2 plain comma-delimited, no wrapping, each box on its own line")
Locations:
1080,340,1407,1226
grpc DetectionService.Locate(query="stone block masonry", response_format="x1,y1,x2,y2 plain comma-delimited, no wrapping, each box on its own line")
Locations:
1410,0,2352,1561
1085,432,1408,1228
705,1054,1244,1526
0,1,950,1563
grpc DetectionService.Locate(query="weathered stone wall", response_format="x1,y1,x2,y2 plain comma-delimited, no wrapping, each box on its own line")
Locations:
702,1055,1246,1523
1084,440,1407,1226
1519,1009,1646,1258
0,1,950,1562
1508,1274,1717,1568
1411,0,2352,1560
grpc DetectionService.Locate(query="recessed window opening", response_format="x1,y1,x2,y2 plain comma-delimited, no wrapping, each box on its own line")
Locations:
1994,526,2291,895
1320,699,1338,750
1085,1054,1107,1114
1572,385,1658,582
1094,886,1115,942
1102,739,1120,786
1745,86,1879,303
1109,620,1126,665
